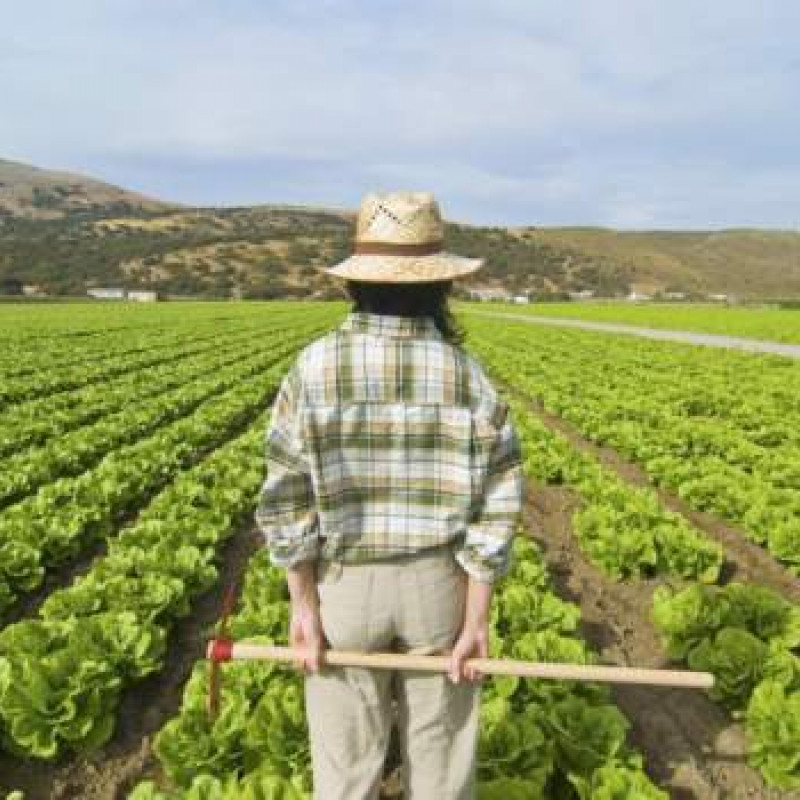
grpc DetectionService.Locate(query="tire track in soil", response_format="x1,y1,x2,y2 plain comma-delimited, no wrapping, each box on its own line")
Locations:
0,525,264,800
508,387,800,799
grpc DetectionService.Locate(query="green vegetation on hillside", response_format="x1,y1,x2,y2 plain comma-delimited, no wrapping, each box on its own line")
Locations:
2,157,800,299
0,207,630,299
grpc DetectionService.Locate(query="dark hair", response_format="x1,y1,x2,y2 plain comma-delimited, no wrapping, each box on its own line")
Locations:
345,280,465,346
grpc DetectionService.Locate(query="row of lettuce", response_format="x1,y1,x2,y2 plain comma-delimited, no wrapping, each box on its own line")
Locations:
0,353,299,618
466,316,800,575
0,306,341,463
0,409,271,761
0,322,244,409
0,305,346,800
0,338,301,507
0,323,290,459
0,303,330,388
0,315,336,619
0,310,256,379
468,331,800,790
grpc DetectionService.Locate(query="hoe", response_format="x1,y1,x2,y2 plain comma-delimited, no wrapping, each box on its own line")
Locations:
205,589,714,718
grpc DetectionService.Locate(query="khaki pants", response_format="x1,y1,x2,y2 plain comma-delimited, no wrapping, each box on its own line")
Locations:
306,546,480,800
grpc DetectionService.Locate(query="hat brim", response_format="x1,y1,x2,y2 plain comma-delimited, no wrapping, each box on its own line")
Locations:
322,253,483,284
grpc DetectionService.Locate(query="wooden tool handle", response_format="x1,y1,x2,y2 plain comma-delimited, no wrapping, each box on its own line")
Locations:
207,641,714,689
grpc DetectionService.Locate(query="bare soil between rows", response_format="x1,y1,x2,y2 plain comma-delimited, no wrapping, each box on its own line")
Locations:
524,388,800,606
525,487,778,799
511,387,800,799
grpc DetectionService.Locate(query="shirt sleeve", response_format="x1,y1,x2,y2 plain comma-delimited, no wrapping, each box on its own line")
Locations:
455,377,524,584
255,363,319,568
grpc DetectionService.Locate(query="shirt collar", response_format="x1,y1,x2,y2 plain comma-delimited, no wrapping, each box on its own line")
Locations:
340,312,442,340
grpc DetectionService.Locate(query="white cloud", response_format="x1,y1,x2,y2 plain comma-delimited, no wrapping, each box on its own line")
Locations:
1,0,798,226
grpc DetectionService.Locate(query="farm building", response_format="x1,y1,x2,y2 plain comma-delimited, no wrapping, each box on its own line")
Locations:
468,287,514,302
626,290,652,302
127,290,160,302
86,288,161,301
87,287,126,300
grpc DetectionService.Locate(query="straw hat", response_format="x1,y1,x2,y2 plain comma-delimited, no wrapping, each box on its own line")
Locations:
323,191,483,283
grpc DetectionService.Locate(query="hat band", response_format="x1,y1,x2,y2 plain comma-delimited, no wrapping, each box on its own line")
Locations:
353,240,443,256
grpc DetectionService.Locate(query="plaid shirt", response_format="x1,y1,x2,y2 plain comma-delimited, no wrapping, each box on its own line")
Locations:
256,312,523,583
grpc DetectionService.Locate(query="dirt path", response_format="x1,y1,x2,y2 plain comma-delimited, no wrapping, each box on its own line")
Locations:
0,524,263,800
468,310,800,360
525,484,796,799
502,380,800,798
516,385,800,606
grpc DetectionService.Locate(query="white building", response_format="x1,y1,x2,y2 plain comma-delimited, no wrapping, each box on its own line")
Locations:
468,287,514,302
626,290,652,302
127,290,160,302
87,288,126,300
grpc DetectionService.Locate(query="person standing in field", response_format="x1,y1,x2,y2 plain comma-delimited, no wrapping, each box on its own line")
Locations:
256,191,524,800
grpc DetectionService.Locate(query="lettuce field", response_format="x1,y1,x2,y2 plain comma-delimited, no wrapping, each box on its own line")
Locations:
1,301,799,800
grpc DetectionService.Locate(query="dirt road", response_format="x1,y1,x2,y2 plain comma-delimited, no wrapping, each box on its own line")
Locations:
468,311,800,359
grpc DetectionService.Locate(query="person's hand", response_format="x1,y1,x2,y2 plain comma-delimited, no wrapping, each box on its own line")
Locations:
289,601,324,674
448,619,489,684
287,561,324,674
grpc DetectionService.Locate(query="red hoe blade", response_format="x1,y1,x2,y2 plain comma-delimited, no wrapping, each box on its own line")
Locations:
207,583,239,720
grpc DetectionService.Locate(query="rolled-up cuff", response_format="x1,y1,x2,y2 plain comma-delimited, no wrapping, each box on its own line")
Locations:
454,546,512,585
267,537,319,569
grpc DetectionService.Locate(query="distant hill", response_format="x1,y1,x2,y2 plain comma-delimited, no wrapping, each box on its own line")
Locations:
1,157,799,299
0,158,172,220
519,227,800,300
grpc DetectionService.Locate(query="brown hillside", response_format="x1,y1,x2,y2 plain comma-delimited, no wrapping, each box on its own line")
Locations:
520,227,800,298
1,157,799,299
0,158,172,219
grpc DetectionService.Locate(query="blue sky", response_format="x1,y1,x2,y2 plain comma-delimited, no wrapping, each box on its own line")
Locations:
2,0,799,228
